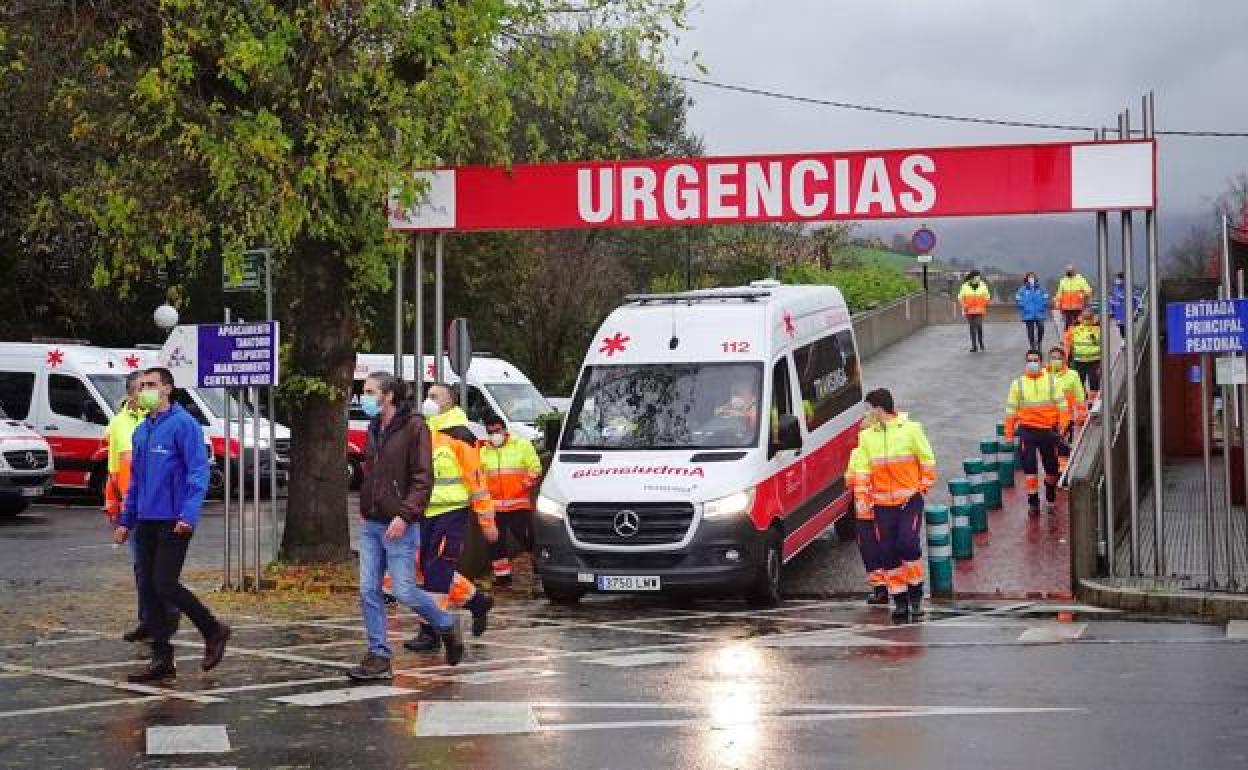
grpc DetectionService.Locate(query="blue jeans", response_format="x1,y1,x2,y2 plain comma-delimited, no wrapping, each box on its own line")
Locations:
359,519,452,658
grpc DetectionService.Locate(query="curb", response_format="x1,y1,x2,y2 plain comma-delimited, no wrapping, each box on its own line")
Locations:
1079,578,1248,621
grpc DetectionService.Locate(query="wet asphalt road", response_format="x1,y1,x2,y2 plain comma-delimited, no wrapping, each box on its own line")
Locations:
3,505,1248,769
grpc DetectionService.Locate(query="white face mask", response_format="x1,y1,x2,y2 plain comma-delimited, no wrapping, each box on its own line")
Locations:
421,398,441,418
489,433,506,447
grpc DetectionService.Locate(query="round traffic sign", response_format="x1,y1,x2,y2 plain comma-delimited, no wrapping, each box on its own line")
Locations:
911,227,937,255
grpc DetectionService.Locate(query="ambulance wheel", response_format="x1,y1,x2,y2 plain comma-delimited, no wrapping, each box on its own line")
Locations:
746,531,782,608
834,513,857,542
347,458,362,490
543,581,585,606
87,467,108,502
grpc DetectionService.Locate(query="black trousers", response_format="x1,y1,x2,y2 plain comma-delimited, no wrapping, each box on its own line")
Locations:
1024,320,1045,351
967,315,985,350
1018,426,1061,504
1062,309,1082,330
1072,359,1101,393
490,509,534,563
135,520,221,660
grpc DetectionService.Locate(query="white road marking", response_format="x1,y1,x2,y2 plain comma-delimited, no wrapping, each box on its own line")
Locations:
585,651,688,667
432,668,560,685
0,696,164,719
201,677,346,695
762,630,906,648
172,640,356,670
1227,620,1248,639
0,634,105,650
271,685,416,707
146,725,231,755
415,701,539,736
1017,623,1088,644
0,662,224,704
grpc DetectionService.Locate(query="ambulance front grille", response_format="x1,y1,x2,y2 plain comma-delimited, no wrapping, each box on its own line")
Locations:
567,502,694,546
4,450,49,470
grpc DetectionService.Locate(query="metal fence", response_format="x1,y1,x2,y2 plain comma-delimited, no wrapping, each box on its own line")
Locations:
851,292,932,359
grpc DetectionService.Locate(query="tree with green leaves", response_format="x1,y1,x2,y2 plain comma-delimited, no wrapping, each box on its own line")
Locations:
28,0,688,563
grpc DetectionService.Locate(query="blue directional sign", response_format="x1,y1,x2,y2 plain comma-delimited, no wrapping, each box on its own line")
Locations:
160,321,279,388
1167,299,1248,354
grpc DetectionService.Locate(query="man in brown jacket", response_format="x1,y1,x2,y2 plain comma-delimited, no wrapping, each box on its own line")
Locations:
349,373,464,681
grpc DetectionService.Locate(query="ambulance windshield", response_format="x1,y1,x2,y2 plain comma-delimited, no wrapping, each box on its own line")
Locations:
562,363,763,451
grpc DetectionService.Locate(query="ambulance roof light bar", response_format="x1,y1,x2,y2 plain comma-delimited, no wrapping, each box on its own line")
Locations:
624,289,772,306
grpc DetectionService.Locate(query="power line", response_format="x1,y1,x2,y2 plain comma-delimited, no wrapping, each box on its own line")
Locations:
673,75,1248,138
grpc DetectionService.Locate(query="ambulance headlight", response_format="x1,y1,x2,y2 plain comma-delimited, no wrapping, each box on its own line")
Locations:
704,487,756,519
536,495,566,519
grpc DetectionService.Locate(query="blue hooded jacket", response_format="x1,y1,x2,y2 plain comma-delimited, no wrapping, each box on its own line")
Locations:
1109,282,1139,324
1015,282,1050,322
121,403,211,529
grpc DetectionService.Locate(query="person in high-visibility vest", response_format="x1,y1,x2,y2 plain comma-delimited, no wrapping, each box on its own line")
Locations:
847,388,937,621
848,445,888,607
479,412,542,586
957,270,991,353
404,384,498,654
1049,346,1087,475
1004,350,1071,515
1056,264,1093,330
1063,307,1103,397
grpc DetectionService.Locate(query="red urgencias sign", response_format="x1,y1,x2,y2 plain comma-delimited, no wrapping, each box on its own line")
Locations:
388,140,1155,232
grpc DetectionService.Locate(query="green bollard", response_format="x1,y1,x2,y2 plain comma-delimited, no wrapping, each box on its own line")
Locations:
995,423,1005,437
924,504,953,597
951,503,974,560
997,439,1017,488
962,459,989,533
979,439,1002,510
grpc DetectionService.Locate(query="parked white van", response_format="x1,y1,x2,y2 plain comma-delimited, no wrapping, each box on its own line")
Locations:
0,343,284,499
0,407,54,516
534,281,865,606
347,353,552,484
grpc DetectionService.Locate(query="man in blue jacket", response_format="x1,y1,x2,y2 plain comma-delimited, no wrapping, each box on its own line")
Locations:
112,367,230,683
1108,272,1139,340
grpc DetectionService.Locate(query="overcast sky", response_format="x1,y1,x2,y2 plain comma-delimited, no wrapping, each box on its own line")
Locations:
673,0,1248,220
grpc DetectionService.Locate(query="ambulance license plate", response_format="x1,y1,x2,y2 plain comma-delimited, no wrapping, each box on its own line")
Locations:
20,487,43,497
596,575,661,591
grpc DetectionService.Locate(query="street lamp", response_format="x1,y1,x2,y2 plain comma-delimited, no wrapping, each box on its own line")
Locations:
153,303,179,330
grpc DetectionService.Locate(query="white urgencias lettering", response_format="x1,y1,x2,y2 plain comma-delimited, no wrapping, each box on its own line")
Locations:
664,164,700,220
744,161,783,217
856,157,896,214
577,168,613,223
706,163,739,219
620,167,658,222
790,159,828,217
899,154,937,213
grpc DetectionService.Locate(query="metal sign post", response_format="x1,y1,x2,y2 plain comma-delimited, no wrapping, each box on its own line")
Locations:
1096,129,1115,575
394,256,404,380
1144,92,1165,576
223,308,233,590
265,250,277,564
1202,355,1218,589
1120,110,1141,576
252,385,262,592
413,235,424,393
236,386,246,590
434,233,445,382
447,318,473,410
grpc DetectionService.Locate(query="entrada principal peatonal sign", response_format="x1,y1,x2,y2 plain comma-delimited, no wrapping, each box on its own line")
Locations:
1166,300,1248,354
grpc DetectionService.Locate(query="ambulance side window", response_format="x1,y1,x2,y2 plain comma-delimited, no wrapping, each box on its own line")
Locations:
465,386,490,423
793,330,863,432
48,374,108,426
0,371,35,420
172,390,210,426
769,358,793,458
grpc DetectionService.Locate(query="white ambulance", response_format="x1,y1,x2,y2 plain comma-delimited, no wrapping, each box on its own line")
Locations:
534,281,865,606
348,352,551,485
0,408,54,516
0,343,283,499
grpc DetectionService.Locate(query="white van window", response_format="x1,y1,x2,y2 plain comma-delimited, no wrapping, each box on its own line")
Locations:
769,358,793,451
0,371,35,420
485,383,551,423
48,374,108,426
793,330,862,432
87,374,128,413
563,363,763,451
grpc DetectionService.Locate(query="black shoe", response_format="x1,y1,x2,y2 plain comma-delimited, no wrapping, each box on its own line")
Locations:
866,586,890,606
908,584,925,619
127,659,175,683
383,592,397,606
469,592,494,637
347,653,393,682
122,626,150,643
494,574,513,588
441,619,465,666
891,593,911,622
969,347,979,353
403,625,441,653
201,624,231,672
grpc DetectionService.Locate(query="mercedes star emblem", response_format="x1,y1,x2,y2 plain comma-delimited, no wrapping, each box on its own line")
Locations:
25,451,37,468
613,509,640,538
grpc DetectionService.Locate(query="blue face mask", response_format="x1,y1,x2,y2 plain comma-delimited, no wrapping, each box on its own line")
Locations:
360,394,382,418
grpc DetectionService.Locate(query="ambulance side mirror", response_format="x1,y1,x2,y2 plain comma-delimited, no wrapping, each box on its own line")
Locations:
772,415,803,454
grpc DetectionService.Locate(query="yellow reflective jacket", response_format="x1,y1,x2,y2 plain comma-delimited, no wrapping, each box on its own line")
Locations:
426,407,494,522
479,435,542,512
1005,372,1070,439
848,413,937,510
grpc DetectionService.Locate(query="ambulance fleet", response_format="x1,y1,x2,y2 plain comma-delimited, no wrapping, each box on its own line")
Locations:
4,281,864,607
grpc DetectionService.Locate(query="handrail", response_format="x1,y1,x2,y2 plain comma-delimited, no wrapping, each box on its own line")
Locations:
850,291,927,322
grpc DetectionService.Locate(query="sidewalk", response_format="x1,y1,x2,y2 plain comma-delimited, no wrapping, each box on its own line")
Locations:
1080,458,1248,619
